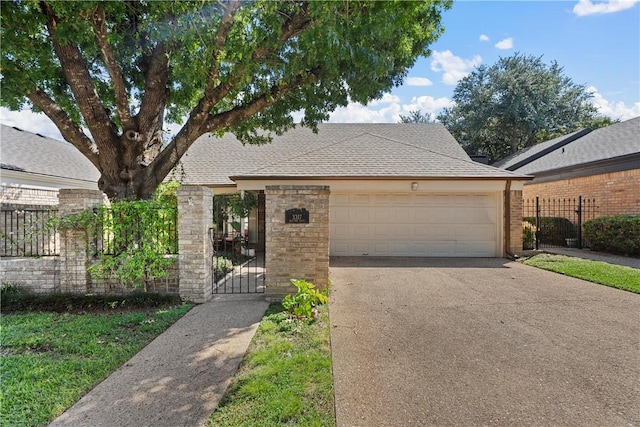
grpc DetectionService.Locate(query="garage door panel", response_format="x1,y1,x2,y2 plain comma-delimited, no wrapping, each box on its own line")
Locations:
330,192,499,257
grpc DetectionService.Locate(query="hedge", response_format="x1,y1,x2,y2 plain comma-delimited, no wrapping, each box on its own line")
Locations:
523,216,576,247
583,215,640,256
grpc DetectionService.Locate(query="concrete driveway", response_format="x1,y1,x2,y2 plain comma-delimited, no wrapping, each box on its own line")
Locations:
329,258,640,426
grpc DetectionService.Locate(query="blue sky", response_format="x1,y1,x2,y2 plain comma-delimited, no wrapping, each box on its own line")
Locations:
327,0,640,124
1,0,639,140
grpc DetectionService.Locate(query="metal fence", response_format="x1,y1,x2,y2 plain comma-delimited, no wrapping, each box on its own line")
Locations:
522,196,598,250
92,207,178,256
1,209,59,257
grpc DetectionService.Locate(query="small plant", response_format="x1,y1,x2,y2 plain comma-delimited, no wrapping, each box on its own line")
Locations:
522,220,536,250
282,279,328,318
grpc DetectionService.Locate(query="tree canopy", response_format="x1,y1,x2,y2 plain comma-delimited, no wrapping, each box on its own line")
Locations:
398,110,436,123
437,53,615,163
1,0,451,200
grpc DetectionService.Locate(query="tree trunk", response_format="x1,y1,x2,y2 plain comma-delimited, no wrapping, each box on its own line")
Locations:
96,130,163,201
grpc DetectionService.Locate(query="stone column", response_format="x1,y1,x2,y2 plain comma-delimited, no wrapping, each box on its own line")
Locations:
506,189,523,256
58,189,105,293
265,185,330,300
177,186,213,303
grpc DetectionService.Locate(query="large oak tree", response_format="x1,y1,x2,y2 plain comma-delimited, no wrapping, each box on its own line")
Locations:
437,53,615,163
1,0,451,200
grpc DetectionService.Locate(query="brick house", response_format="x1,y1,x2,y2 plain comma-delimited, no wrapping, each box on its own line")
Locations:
179,123,531,262
1,124,100,207
493,117,640,217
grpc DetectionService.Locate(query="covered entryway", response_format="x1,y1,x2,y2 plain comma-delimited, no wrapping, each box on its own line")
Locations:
330,192,501,257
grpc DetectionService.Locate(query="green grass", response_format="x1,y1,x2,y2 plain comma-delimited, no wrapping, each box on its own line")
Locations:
0,304,192,427
522,254,640,293
207,304,335,427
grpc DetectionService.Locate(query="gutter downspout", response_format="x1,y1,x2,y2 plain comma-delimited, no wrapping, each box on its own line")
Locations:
504,179,519,260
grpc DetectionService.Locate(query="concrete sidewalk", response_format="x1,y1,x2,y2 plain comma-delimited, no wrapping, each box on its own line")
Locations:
49,294,269,427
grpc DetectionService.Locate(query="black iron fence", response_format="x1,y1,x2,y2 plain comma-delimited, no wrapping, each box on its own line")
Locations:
1,209,59,257
522,196,598,250
92,207,178,256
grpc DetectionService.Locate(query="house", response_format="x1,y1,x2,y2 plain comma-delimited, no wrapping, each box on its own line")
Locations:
493,117,640,217
0,124,100,207
179,123,531,258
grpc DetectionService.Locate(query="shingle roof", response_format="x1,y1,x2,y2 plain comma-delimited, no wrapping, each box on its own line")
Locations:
495,117,640,175
1,124,100,183
180,123,528,185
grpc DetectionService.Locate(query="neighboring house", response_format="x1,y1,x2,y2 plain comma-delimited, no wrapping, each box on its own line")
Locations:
494,117,640,217
179,123,531,258
0,124,100,206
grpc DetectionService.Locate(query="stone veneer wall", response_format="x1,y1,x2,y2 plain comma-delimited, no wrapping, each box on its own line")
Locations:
177,186,213,303
265,185,329,300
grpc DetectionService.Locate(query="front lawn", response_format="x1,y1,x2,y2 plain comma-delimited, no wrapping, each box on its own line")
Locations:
522,254,640,293
207,304,335,427
1,296,191,427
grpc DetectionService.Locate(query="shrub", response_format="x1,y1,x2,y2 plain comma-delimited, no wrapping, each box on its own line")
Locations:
583,215,640,256
522,220,536,249
282,279,328,318
523,216,576,247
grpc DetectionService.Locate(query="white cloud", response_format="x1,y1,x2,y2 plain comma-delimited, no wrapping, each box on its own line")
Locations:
0,108,64,141
479,34,490,42
430,50,482,85
368,93,401,107
494,37,514,50
587,86,640,120
405,77,433,87
573,0,639,16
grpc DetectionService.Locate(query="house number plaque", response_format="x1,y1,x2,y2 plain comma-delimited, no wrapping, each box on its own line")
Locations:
285,208,309,224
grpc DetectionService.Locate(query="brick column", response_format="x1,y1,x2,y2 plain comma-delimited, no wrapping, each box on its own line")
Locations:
58,189,104,293
177,186,213,303
265,185,330,300
506,189,523,256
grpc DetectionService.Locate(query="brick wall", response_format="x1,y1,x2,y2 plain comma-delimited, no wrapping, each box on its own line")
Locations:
177,186,213,303
506,189,523,256
265,185,330,300
524,169,640,217
0,257,59,293
0,186,59,206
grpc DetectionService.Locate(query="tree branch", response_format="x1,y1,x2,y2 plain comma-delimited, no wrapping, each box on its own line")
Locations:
148,67,321,183
40,1,117,150
26,87,100,168
91,4,134,131
135,43,169,142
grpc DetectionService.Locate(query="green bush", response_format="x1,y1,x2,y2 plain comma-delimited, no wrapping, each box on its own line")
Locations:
522,220,536,249
523,216,576,247
583,215,640,256
282,279,328,318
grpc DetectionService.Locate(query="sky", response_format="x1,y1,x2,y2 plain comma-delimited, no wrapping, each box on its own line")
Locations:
1,0,639,142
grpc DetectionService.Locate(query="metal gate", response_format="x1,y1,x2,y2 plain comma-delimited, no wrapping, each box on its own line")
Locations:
212,249,265,294
523,196,598,250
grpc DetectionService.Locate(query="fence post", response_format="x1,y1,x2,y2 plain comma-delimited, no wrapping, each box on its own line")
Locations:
58,189,105,293
577,196,583,249
535,196,540,250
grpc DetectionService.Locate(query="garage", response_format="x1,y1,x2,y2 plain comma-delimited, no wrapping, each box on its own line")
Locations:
330,192,500,257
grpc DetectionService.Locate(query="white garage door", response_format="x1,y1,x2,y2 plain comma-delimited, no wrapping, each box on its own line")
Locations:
330,193,499,257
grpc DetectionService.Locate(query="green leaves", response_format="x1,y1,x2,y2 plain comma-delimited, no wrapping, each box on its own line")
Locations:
2,1,451,200
438,53,615,163
282,279,328,319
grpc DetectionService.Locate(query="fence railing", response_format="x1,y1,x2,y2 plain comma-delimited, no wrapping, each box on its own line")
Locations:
1,209,59,257
522,196,598,250
92,207,178,256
